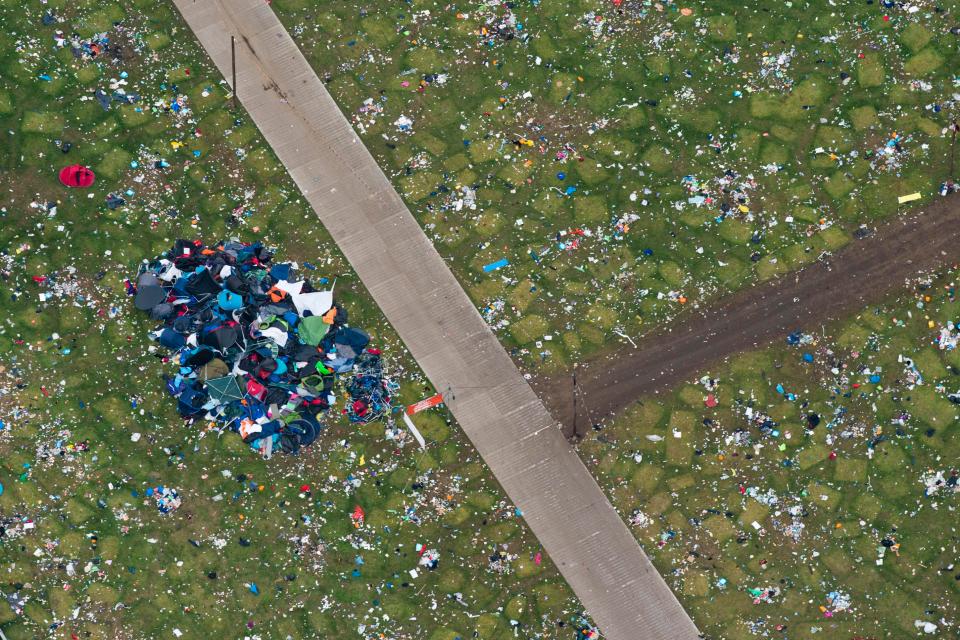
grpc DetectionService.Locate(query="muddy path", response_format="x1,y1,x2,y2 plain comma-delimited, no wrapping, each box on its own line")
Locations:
534,192,960,439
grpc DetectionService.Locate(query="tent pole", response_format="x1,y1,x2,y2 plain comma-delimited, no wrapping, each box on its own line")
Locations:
231,35,237,110
950,119,957,182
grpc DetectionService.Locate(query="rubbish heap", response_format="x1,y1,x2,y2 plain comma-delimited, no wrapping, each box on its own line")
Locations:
131,239,388,458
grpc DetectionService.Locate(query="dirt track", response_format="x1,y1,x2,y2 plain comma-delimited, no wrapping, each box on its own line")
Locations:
535,192,960,438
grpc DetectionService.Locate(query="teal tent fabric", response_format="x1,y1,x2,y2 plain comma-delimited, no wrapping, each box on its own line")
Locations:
205,376,244,403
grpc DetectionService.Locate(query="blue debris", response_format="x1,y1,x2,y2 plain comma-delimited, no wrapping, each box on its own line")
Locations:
483,258,510,273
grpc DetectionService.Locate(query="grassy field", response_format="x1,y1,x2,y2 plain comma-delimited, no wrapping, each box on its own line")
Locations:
273,0,960,372
581,266,960,638
3,0,959,638
0,2,584,638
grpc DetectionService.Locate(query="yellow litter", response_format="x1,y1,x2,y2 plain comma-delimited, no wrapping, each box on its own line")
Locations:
898,192,921,204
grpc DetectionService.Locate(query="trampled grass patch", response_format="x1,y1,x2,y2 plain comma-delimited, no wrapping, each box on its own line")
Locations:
904,47,944,76
21,111,63,134
900,22,933,53
0,90,13,115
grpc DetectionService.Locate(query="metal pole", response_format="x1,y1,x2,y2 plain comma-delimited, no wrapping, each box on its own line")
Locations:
570,367,578,443
949,119,957,182
231,35,237,110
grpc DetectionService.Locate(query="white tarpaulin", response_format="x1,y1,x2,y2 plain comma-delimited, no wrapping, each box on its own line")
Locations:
402,413,427,450
275,279,304,296
291,290,333,317
275,280,334,318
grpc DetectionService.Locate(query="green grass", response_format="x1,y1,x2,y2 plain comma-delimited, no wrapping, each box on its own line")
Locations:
900,23,933,53
21,111,64,134
0,90,12,115
904,48,944,76
579,268,960,638
272,0,958,372
856,55,886,88
0,3,583,638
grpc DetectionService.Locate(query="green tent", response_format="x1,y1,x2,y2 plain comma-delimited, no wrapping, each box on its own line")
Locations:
299,315,330,346
205,376,244,403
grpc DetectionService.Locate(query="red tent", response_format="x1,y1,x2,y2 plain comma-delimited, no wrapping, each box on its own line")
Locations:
58,165,96,188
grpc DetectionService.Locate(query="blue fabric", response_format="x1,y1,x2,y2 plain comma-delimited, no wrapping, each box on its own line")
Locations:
180,347,208,365
202,322,223,336
328,356,354,373
483,258,510,272
158,328,187,350
243,419,282,443
166,376,186,396
172,276,191,296
177,384,207,417
258,420,283,439
269,263,292,281
135,240,384,459
334,327,370,352
218,289,244,311
235,243,260,263
246,401,267,421
248,433,279,454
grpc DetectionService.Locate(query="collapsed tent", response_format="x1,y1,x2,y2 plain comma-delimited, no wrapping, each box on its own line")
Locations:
58,164,96,187
344,351,396,424
131,239,391,458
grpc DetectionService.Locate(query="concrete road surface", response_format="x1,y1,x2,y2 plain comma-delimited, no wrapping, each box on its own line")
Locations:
172,1,701,638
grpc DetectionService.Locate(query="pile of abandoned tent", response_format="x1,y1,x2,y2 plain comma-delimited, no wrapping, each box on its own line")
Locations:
131,239,391,458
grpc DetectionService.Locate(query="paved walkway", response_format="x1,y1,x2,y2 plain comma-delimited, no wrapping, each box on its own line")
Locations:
172,1,700,638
